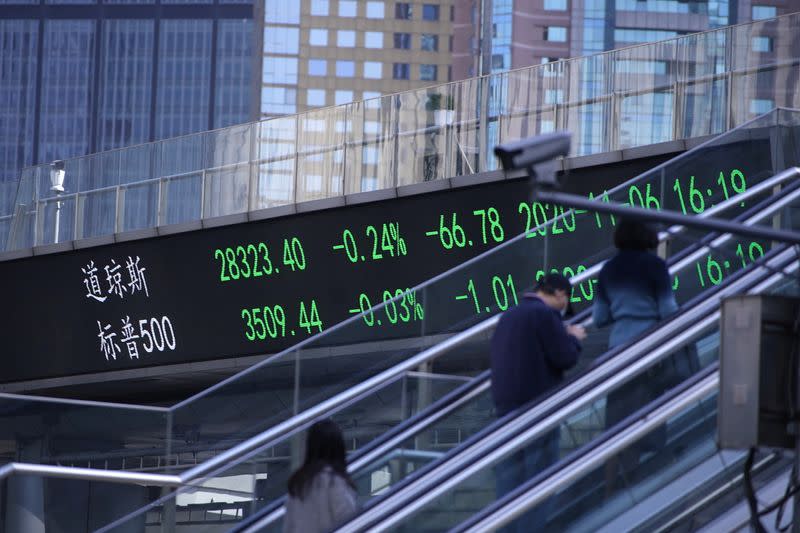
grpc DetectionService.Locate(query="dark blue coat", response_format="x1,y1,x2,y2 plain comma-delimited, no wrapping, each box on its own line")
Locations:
490,295,581,416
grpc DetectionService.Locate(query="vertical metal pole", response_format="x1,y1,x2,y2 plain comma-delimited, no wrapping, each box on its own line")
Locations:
53,195,61,244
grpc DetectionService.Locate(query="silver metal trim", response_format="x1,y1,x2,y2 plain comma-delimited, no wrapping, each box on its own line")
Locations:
461,374,720,533
179,171,800,482
0,462,180,486
336,249,798,532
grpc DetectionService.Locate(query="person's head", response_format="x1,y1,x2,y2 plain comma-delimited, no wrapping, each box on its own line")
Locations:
288,419,354,499
303,419,347,469
613,218,659,251
533,273,572,315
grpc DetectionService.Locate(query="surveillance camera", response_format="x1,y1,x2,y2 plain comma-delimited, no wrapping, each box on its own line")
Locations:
494,132,571,188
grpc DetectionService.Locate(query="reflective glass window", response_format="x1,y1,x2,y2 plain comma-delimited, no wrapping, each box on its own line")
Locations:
422,4,439,20
307,89,326,106
336,60,355,77
308,59,327,76
310,0,329,15
750,98,774,115
339,0,357,16
335,90,353,105
752,5,777,20
98,19,154,151
156,19,212,139
0,20,37,182
364,61,382,78
394,33,411,49
421,33,438,51
752,36,772,52
365,32,383,48
264,26,299,54
39,19,95,162
544,0,567,9
395,2,412,19
215,19,252,128
545,26,567,42
337,30,356,47
262,56,298,84
264,2,300,23
393,62,410,79
420,64,437,81
366,1,384,18
309,29,328,46
261,87,296,115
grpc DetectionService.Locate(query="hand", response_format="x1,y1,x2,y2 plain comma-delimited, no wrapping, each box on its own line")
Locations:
566,324,587,341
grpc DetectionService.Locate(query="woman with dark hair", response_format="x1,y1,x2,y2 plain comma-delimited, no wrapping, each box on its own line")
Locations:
284,420,357,533
593,217,674,347
594,218,698,495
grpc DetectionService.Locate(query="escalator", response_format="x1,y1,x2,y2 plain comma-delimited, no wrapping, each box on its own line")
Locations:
3,110,800,532
332,245,799,533
93,165,800,531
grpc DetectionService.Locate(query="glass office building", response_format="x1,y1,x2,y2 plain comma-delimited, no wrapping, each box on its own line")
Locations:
0,2,255,187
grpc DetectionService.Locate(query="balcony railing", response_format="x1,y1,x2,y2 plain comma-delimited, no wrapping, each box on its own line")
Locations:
2,13,799,253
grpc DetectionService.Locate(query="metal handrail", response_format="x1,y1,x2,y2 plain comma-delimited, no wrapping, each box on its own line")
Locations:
334,248,799,531
95,166,799,486
458,372,721,533
6,14,798,251
173,159,799,417
7,166,795,531
235,172,800,531
0,462,180,487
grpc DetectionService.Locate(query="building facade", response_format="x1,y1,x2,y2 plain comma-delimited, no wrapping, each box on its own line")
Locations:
257,0,456,118
452,0,794,80
0,2,254,185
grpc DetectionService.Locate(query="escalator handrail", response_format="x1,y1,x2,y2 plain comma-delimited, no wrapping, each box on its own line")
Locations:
333,247,799,532
176,168,800,485
454,370,722,533
223,177,800,532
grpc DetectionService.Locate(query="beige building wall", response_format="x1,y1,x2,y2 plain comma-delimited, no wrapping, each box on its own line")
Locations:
260,0,456,118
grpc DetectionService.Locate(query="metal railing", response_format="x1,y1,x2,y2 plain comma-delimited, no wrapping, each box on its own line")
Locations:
97,174,800,532
335,250,799,531
3,13,799,252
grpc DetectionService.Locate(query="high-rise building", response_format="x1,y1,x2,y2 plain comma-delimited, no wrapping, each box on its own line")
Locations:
257,0,456,118
452,0,795,80
0,2,255,184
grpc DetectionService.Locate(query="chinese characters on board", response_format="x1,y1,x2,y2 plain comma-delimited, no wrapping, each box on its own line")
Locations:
82,256,177,363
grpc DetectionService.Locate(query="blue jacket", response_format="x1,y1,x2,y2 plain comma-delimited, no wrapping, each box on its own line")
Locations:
490,295,582,416
593,250,678,348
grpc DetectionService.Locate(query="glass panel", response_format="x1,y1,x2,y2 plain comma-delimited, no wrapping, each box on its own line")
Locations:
0,394,168,468
161,174,201,225
94,373,467,531
297,107,346,202
394,269,800,532
120,181,159,232
163,112,798,478
36,195,77,244
0,473,164,531
0,20,38,183
4,15,800,251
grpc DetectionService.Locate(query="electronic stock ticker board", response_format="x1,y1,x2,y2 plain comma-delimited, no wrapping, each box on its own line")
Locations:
0,147,770,384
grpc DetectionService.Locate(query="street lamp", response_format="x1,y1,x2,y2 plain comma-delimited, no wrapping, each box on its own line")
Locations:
50,160,65,243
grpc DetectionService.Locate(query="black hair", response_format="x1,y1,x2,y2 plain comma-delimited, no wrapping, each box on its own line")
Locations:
533,273,572,295
287,420,355,500
613,218,659,251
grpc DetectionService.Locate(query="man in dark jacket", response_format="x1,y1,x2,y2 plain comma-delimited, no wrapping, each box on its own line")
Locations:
490,273,585,532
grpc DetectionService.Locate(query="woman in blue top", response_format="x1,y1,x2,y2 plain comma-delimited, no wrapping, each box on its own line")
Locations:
594,219,697,495
593,218,677,348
